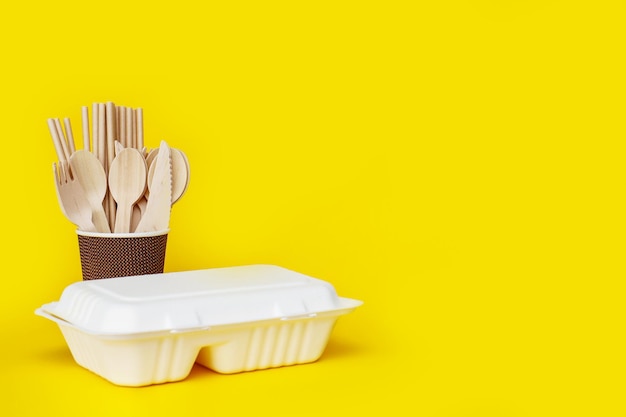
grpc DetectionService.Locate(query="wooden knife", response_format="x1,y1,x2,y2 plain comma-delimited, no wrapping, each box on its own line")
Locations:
135,140,172,232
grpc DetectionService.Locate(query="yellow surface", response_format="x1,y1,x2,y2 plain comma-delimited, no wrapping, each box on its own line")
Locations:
1,1,625,415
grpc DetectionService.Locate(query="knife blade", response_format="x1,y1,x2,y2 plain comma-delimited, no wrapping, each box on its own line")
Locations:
135,140,172,232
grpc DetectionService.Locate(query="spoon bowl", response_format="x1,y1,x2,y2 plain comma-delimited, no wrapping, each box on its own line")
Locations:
109,148,147,233
171,148,190,204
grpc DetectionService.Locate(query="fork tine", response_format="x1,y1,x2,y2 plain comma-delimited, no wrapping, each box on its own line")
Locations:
60,161,69,183
52,162,71,221
52,162,59,185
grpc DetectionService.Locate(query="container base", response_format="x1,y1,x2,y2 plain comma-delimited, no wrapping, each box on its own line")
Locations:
58,314,343,387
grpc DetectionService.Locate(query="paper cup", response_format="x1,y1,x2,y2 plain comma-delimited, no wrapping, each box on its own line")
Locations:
76,229,169,280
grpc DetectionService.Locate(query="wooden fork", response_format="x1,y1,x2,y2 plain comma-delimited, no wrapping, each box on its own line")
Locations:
53,162,97,232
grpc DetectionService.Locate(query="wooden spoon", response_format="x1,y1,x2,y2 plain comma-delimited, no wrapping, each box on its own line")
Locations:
171,148,190,204
145,148,158,168
69,150,111,233
108,148,147,233
135,148,158,214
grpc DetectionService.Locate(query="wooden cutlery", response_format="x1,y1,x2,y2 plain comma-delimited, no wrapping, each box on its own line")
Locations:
108,148,147,233
47,102,189,233
69,150,111,233
135,141,173,233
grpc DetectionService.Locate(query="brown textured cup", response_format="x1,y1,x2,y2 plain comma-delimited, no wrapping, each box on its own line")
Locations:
76,229,169,280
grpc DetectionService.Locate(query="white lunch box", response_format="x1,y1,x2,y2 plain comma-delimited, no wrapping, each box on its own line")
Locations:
36,264,362,386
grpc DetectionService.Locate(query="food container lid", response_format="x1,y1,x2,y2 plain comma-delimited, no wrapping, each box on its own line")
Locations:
39,264,362,336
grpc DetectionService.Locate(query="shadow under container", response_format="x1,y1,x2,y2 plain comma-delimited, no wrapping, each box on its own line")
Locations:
76,229,169,280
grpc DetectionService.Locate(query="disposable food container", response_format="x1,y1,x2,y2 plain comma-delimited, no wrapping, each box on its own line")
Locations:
36,264,362,386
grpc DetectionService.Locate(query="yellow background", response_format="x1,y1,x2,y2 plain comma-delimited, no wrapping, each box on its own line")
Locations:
1,1,625,415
